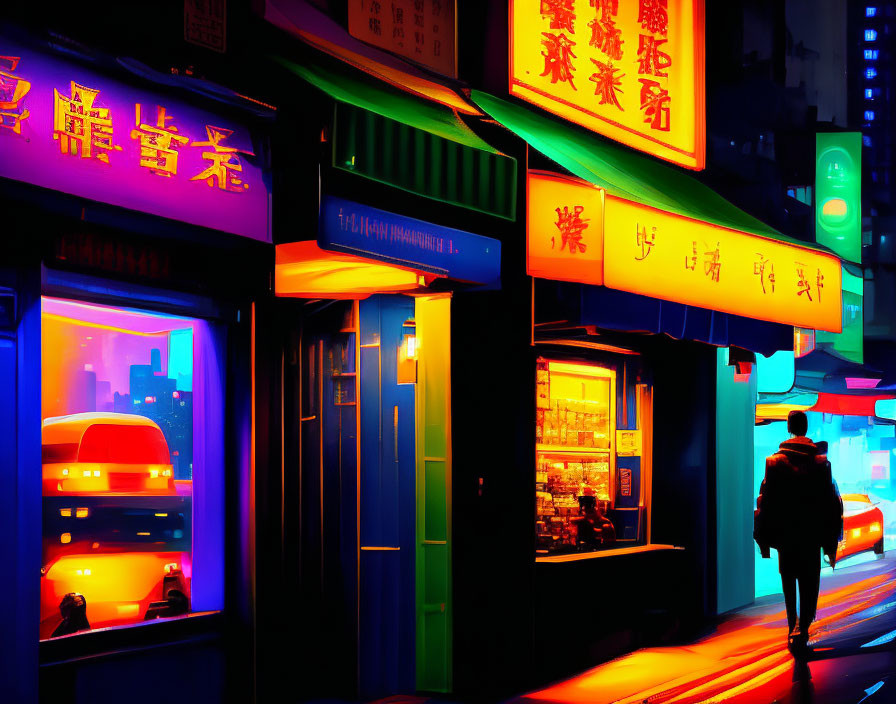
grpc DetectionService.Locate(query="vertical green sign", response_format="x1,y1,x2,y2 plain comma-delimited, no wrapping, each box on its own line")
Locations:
816,132,862,263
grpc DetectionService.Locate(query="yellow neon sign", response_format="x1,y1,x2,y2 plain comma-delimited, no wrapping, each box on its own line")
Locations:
510,0,705,170
527,171,604,285
603,196,842,332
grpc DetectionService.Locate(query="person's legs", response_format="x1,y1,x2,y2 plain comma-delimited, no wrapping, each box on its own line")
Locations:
780,565,798,635
798,563,821,637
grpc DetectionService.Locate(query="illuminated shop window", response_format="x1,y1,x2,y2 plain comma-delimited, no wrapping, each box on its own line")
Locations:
40,297,224,639
866,110,876,121
864,49,879,60
866,88,875,99
867,7,878,17
866,29,879,41
535,359,652,557
866,67,878,79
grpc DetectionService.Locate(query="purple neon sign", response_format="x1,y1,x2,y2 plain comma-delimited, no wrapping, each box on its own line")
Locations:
0,38,270,242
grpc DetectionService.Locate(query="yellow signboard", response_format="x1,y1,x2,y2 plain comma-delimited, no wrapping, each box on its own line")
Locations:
510,0,705,170
527,171,604,285
603,196,843,332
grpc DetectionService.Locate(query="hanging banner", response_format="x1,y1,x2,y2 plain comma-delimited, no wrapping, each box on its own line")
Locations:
527,171,604,284
603,195,842,332
510,0,705,169
0,37,270,242
348,0,457,78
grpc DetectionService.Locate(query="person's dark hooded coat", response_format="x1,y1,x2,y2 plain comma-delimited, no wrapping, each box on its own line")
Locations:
754,436,842,558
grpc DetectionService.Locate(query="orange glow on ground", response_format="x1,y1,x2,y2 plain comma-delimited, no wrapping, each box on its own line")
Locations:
275,241,433,298
515,563,896,704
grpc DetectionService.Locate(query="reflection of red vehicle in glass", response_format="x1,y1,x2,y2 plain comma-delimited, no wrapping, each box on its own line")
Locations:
836,493,885,561
42,413,176,495
40,413,191,639
40,554,191,638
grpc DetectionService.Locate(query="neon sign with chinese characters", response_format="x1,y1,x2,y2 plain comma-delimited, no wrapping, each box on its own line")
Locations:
0,38,269,242
603,196,842,332
527,170,604,284
510,0,705,169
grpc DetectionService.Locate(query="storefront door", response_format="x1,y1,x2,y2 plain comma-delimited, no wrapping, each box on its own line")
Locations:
295,294,452,699
358,295,417,699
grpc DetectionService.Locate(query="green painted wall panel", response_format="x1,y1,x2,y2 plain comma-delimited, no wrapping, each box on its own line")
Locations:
416,296,452,693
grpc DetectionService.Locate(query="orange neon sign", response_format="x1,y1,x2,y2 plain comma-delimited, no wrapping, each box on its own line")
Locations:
527,171,604,285
603,196,843,332
510,0,705,170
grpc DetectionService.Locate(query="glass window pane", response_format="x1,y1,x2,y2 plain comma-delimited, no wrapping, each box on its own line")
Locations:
40,297,220,639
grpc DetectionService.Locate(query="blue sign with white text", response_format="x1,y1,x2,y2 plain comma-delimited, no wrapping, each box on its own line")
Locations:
318,196,501,286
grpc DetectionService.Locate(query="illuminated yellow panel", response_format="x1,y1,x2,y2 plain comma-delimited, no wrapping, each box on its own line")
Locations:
603,196,842,332
510,0,705,169
275,241,428,299
755,403,816,422
527,171,604,285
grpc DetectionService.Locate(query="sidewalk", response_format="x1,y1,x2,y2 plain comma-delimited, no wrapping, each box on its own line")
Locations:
509,557,896,704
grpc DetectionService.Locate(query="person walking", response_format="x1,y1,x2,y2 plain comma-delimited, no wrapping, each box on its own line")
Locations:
754,410,843,651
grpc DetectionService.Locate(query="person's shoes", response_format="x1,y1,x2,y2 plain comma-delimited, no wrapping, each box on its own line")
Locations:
788,626,810,653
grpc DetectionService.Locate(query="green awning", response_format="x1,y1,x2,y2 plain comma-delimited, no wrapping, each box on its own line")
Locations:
472,90,830,251
276,55,498,153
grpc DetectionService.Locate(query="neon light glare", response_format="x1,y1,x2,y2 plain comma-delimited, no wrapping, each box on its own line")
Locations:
866,88,874,99
846,377,881,389
864,50,879,60
866,67,878,79
275,241,427,299
866,29,878,41
822,198,849,219
867,7,878,17
865,110,876,121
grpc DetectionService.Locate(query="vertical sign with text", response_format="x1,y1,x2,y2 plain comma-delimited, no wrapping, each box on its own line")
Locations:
185,0,227,53
348,0,457,78
510,0,705,169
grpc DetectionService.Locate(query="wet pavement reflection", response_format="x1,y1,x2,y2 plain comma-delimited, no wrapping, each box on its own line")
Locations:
512,557,896,704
